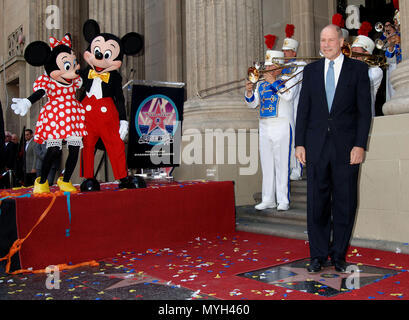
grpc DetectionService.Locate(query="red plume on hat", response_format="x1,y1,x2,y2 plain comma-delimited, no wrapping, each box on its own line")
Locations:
264,34,277,50
285,24,295,38
332,13,345,28
393,0,399,10
358,21,372,36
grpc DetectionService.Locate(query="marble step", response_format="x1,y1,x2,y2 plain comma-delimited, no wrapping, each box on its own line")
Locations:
236,218,308,241
236,205,307,226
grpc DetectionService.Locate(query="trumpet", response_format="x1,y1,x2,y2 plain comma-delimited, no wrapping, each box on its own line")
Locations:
375,33,400,51
375,38,387,51
374,22,400,51
374,21,385,33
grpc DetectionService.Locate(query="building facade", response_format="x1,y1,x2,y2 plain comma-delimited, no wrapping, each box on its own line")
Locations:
1,0,408,243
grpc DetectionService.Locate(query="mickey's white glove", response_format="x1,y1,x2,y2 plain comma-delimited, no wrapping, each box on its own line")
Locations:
119,120,129,141
11,98,32,116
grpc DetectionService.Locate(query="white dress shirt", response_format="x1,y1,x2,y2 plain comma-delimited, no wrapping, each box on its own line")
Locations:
324,53,344,88
87,77,103,99
25,138,33,151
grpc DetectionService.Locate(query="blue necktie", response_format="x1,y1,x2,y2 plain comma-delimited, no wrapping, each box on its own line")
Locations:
326,61,335,112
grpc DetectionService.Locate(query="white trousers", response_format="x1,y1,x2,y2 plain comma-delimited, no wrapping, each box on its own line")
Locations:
259,118,292,206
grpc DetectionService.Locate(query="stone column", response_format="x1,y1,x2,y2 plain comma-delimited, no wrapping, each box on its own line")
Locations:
88,0,145,84
383,3,409,115
144,0,184,82
183,0,263,130
28,0,84,126
289,0,336,57
289,0,315,57
35,0,83,51
174,0,264,206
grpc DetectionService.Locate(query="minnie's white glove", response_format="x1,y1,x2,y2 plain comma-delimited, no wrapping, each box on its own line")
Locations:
119,120,129,141
11,98,32,116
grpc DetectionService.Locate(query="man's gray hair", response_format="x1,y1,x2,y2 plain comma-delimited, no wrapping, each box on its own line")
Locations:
333,25,344,39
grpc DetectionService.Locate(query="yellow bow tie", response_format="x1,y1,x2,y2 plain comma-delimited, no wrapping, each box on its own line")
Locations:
88,69,110,83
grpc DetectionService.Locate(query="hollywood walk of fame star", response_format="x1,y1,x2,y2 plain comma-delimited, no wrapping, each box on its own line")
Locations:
143,99,173,134
98,272,165,290
269,266,383,291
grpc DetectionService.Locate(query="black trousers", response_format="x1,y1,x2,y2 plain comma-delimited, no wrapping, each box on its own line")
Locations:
306,133,360,262
24,172,37,187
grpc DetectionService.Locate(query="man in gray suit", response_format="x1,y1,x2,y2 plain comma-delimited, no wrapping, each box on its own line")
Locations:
24,129,37,186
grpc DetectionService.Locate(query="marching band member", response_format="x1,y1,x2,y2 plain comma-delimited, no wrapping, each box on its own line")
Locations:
351,22,383,117
282,24,306,181
245,36,299,211
384,21,401,100
381,1,401,100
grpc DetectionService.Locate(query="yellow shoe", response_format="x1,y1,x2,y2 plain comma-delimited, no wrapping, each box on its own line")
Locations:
57,177,77,193
33,177,50,194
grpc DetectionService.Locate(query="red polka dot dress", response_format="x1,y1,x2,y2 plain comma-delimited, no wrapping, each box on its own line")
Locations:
33,74,87,145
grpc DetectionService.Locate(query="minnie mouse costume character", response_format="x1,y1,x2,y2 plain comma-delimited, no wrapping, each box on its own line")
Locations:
11,34,86,194
80,19,144,191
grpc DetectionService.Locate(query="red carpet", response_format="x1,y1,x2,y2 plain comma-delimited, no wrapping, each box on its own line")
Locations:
105,231,409,300
2,180,235,272
3,181,409,301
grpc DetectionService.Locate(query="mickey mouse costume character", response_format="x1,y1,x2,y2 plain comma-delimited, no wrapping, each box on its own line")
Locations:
79,19,144,191
11,34,86,194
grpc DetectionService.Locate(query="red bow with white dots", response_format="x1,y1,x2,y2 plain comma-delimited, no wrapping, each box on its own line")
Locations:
49,34,72,49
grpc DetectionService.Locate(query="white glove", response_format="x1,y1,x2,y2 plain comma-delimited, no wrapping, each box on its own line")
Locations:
11,98,32,116
119,120,129,141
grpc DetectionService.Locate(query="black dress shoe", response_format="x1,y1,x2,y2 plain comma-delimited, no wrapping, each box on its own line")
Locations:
307,258,323,273
333,260,348,273
118,176,147,189
130,175,147,188
80,178,101,192
118,176,137,189
323,259,333,268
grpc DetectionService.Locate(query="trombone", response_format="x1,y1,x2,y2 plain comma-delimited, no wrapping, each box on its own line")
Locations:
247,62,299,84
350,51,388,68
247,51,327,84
272,56,321,94
247,64,305,94
277,68,304,94
341,42,388,68
273,56,322,62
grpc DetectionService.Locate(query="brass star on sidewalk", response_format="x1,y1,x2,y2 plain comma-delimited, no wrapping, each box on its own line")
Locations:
98,273,165,290
269,266,383,291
